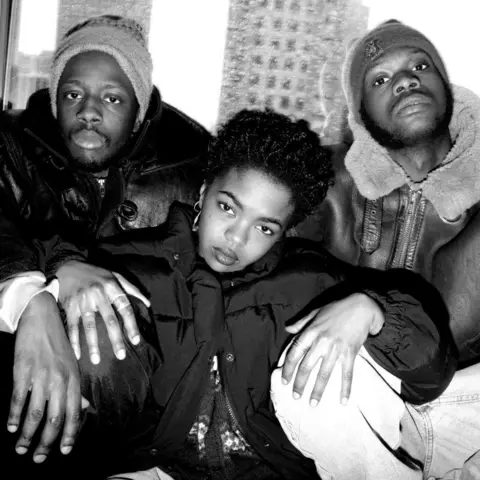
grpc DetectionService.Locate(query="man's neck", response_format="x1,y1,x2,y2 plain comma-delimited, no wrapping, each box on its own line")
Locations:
388,134,452,182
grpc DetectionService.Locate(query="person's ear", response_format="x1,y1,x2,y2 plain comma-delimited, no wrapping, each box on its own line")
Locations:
199,182,207,208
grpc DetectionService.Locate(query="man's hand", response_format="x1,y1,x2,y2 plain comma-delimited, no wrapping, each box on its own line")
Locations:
8,291,84,463
56,261,150,364
281,293,384,407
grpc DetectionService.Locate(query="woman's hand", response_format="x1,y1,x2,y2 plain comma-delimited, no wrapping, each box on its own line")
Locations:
281,293,384,406
56,260,150,364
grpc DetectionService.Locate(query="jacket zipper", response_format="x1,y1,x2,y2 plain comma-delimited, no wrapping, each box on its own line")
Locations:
391,188,422,269
219,356,248,442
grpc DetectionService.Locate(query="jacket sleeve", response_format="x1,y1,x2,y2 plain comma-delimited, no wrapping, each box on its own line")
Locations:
284,240,457,406
358,268,457,405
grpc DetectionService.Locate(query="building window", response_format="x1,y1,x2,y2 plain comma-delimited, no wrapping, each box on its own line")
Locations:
250,74,260,85
271,38,280,50
268,56,278,69
247,93,257,105
284,58,294,70
282,78,291,90
280,96,290,109
266,75,276,88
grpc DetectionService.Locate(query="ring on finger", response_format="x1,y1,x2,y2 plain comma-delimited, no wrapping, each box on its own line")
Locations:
112,295,130,311
82,311,96,317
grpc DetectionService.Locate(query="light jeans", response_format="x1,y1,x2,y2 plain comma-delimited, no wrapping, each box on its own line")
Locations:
271,347,480,480
108,467,173,480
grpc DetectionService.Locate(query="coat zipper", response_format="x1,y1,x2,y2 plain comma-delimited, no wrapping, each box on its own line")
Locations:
391,188,422,269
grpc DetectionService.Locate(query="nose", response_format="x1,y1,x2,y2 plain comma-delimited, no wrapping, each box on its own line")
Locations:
393,72,420,96
225,221,248,248
77,95,102,125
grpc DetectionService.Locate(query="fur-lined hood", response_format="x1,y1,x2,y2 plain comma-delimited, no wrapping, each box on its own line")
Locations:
345,85,480,220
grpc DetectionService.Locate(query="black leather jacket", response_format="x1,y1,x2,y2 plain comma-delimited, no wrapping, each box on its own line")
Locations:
0,88,211,280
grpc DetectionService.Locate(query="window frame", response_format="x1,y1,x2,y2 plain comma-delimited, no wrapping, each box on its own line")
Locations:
0,0,14,110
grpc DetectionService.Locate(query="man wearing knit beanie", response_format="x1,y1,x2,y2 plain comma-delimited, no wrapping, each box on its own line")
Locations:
275,19,480,480
0,14,210,471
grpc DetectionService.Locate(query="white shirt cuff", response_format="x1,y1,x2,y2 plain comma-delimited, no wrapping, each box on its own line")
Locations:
0,272,59,333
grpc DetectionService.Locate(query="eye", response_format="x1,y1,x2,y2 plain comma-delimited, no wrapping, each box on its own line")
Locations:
413,62,428,72
256,225,274,236
219,202,234,215
373,75,389,87
65,92,82,100
105,95,121,104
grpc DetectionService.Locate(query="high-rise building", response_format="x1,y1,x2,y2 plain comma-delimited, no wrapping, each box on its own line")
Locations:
218,0,369,144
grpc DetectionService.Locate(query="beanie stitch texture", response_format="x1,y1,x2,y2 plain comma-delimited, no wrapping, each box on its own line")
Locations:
50,15,153,125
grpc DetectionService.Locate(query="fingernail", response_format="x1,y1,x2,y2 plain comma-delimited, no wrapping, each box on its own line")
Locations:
341,397,348,405
74,348,81,360
34,454,47,464
293,392,300,400
281,378,288,385
7,424,17,433
131,335,140,345
91,353,100,365
310,399,319,407
16,446,28,455
61,446,72,455
116,349,126,360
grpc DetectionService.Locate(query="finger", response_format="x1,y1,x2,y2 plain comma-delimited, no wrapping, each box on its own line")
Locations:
113,272,150,308
81,312,100,365
292,338,331,399
281,327,322,384
15,371,47,455
285,308,319,334
66,308,81,361
111,294,140,346
81,396,90,410
33,380,67,463
7,362,32,434
60,379,82,455
96,299,126,360
340,348,357,405
309,344,340,407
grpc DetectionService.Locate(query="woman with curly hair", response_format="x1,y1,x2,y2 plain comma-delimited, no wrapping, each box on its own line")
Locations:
78,109,454,480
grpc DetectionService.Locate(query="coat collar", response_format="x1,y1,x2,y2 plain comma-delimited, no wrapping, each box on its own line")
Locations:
345,85,480,220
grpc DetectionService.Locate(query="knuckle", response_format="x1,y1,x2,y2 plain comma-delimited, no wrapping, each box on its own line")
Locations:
11,391,25,406
105,315,118,327
29,409,44,423
49,415,64,429
84,320,97,331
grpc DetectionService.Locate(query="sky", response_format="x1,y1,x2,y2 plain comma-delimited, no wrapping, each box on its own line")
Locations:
14,0,480,129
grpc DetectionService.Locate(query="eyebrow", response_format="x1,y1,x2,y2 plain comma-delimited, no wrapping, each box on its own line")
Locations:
219,190,284,228
368,48,427,71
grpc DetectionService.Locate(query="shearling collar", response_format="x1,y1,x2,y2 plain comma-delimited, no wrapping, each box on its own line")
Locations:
345,85,480,220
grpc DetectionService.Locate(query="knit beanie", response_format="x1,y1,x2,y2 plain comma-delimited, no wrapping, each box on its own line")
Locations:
49,15,153,125
342,19,450,122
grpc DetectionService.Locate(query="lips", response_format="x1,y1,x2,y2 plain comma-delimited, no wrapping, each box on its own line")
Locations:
213,247,239,267
71,129,106,150
394,93,432,116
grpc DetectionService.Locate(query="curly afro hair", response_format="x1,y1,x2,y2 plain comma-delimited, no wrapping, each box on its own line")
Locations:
206,109,334,226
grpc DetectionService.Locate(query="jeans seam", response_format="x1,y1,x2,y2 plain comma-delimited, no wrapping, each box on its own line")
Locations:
418,407,434,480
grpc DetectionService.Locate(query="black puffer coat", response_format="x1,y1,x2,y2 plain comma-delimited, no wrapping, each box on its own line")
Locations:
94,202,456,479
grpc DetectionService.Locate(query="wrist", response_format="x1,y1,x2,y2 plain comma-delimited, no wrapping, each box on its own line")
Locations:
354,292,385,335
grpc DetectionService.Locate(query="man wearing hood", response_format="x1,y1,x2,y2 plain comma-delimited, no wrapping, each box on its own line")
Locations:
273,20,480,480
